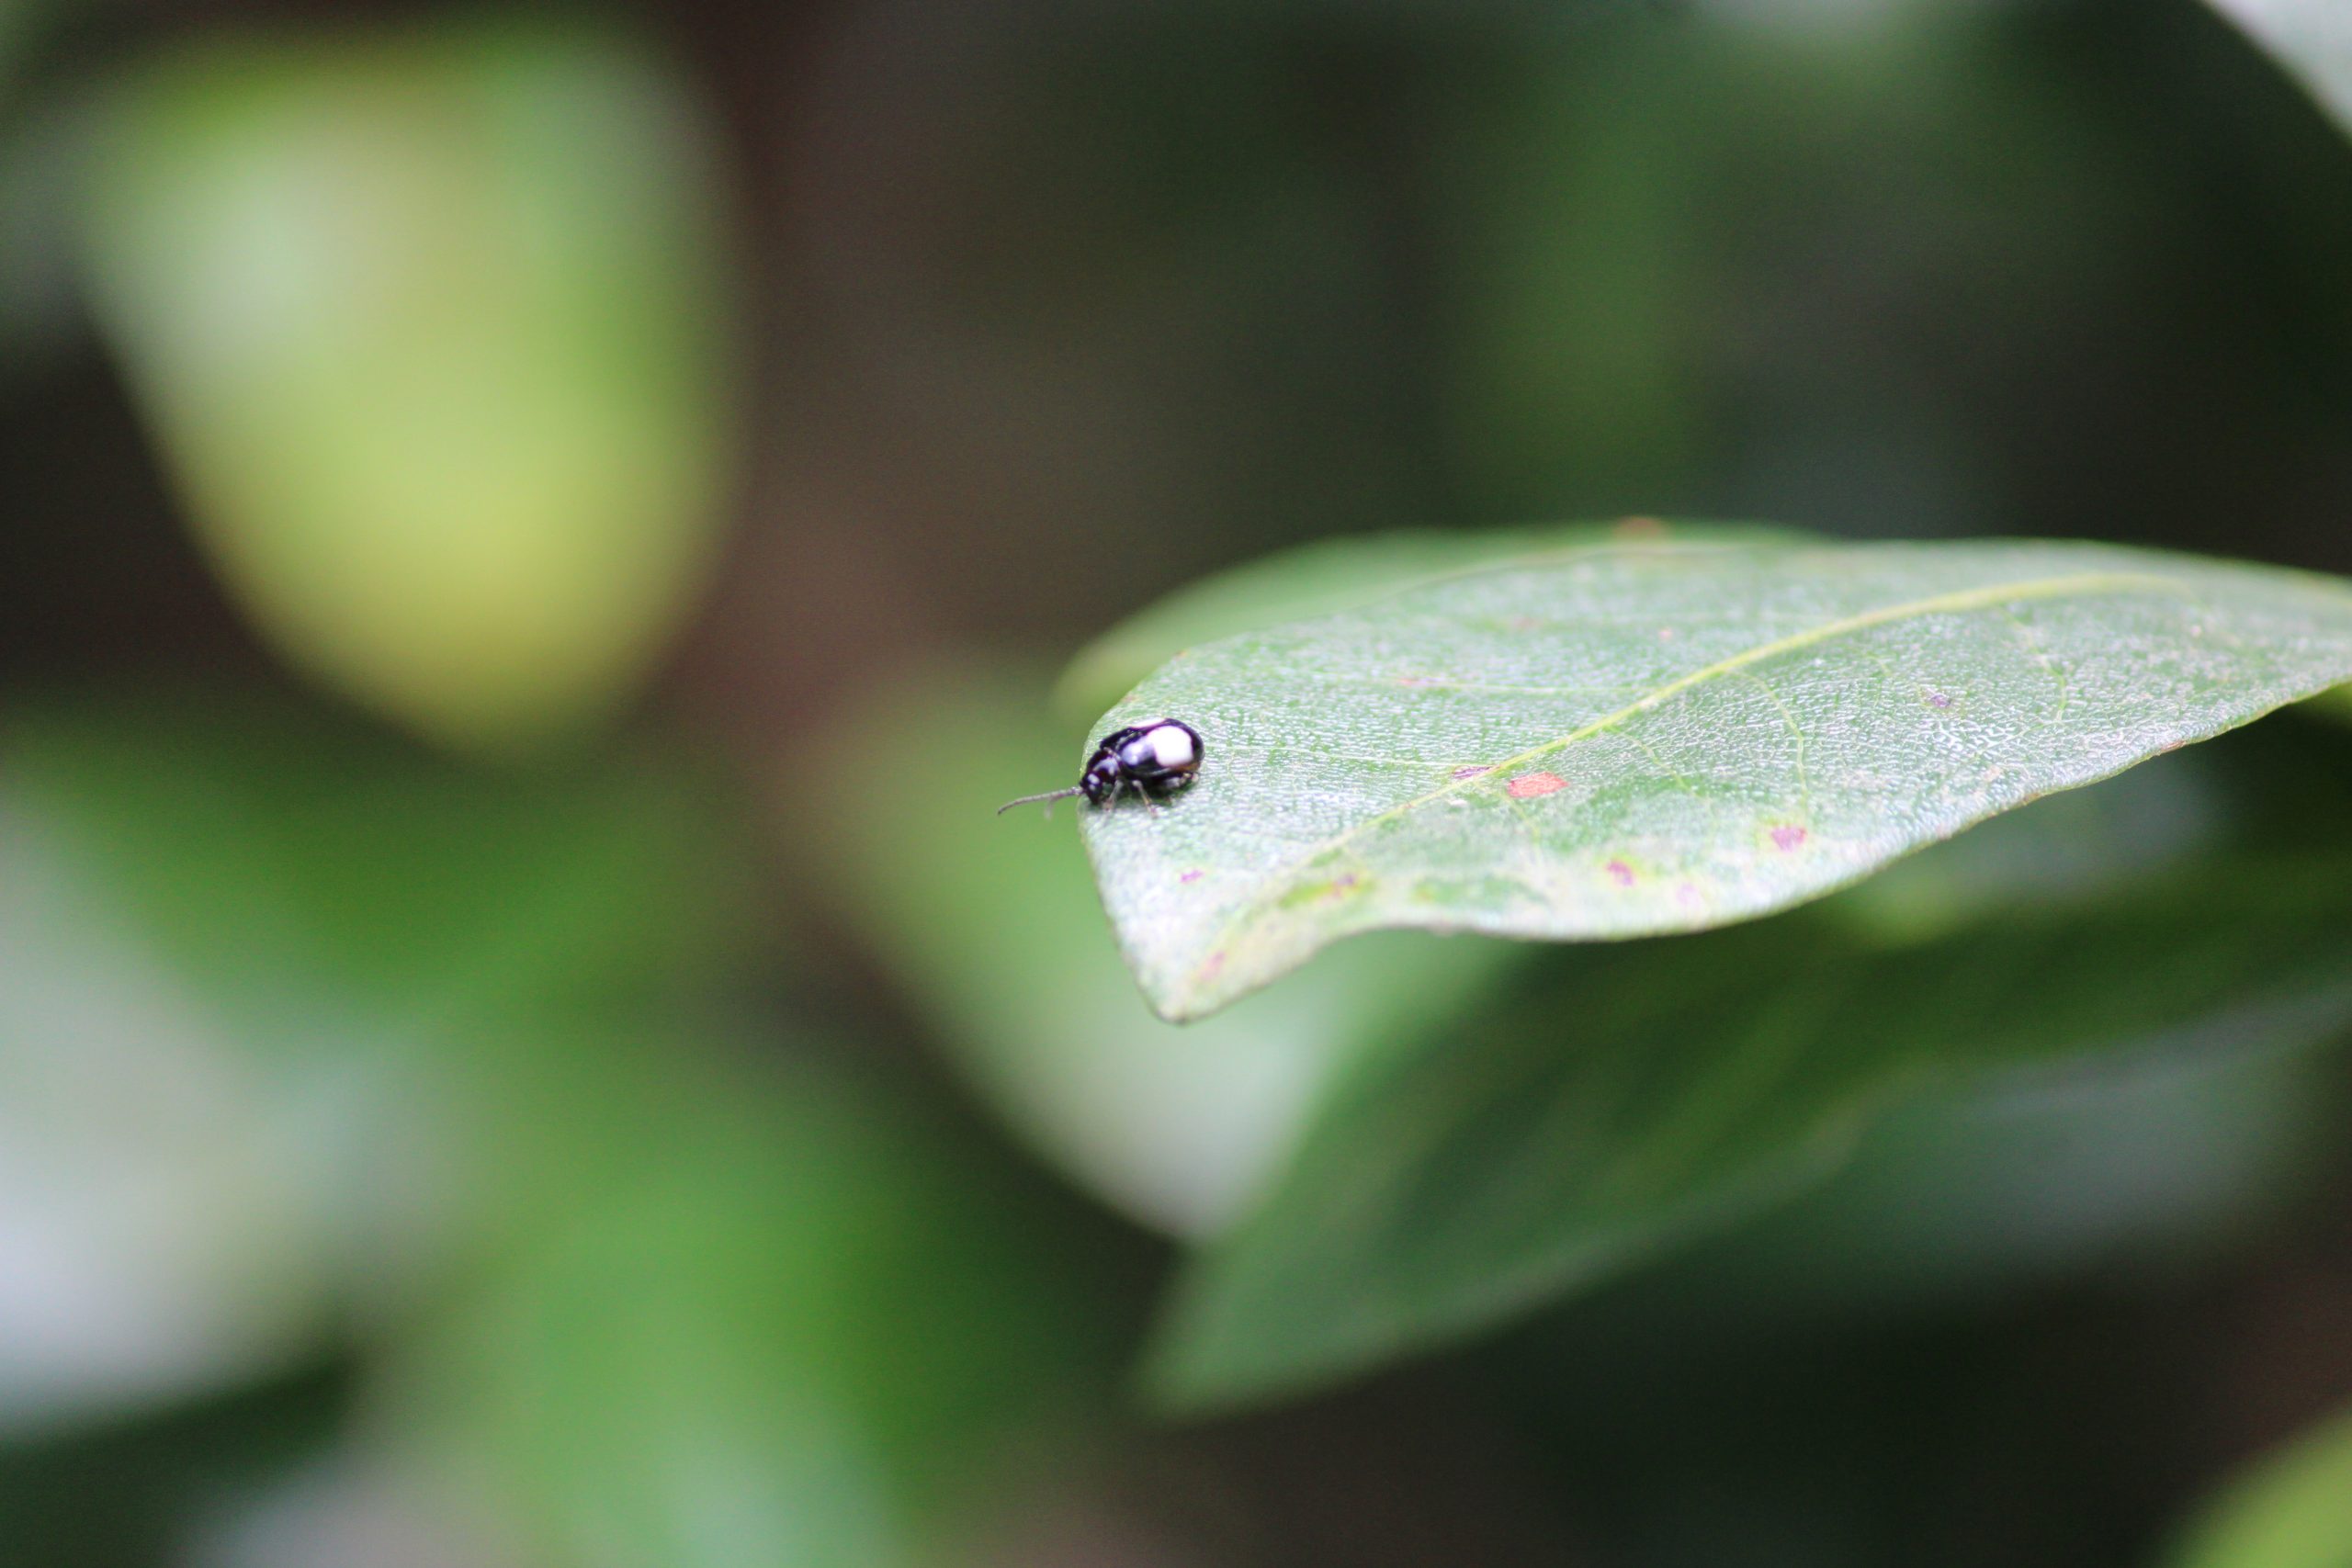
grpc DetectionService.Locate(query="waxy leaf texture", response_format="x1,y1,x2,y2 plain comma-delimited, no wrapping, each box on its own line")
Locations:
1082,537,2352,1020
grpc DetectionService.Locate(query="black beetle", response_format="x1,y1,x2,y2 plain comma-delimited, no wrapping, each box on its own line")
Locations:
998,718,1203,816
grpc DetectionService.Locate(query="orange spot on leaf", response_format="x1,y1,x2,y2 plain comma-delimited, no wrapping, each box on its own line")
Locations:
1508,771,1568,799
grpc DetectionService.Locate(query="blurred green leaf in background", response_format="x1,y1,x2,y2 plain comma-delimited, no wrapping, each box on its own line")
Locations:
376,1058,1103,1568
0,695,747,1432
2208,0,2352,136
74,20,741,754
0,695,1114,1565
0,2,30,101
1148,809,2352,1408
2170,1403,2352,1568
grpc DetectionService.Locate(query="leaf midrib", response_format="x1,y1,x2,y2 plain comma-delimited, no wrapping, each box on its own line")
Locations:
1190,568,2195,980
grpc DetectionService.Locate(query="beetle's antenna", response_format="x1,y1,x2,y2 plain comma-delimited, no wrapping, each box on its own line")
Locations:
996,785,1086,817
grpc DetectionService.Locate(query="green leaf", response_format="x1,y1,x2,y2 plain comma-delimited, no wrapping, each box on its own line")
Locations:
0,694,749,1430
2169,1404,2352,1568
76,21,739,752
1521,746,2340,1348
1055,517,1781,723
1143,835,2352,1409
378,1061,1099,1568
1084,535,2352,1021
5,693,744,1028
0,3,33,96
795,662,1521,1235
0,793,334,1435
1546,1002,2337,1356
2207,1,2352,138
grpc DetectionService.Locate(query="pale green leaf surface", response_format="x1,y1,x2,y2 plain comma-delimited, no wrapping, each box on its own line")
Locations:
1145,849,2352,1408
1086,536,2352,1021
1055,518,1780,723
1811,741,2231,943
795,663,1519,1235
2170,1404,2352,1568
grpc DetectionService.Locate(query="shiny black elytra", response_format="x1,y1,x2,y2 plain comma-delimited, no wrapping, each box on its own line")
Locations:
997,718,1204,816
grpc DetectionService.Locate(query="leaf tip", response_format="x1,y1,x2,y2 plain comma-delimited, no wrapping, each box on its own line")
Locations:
1128,1294,1334,1423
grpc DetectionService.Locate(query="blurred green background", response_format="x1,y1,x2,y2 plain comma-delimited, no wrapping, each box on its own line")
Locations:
6,1,2352,1564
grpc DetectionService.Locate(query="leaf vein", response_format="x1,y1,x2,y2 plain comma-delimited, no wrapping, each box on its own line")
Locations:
1193,569,2197,980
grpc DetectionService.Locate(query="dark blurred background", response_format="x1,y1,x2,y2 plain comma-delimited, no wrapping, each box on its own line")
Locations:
5,0,2352,1564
